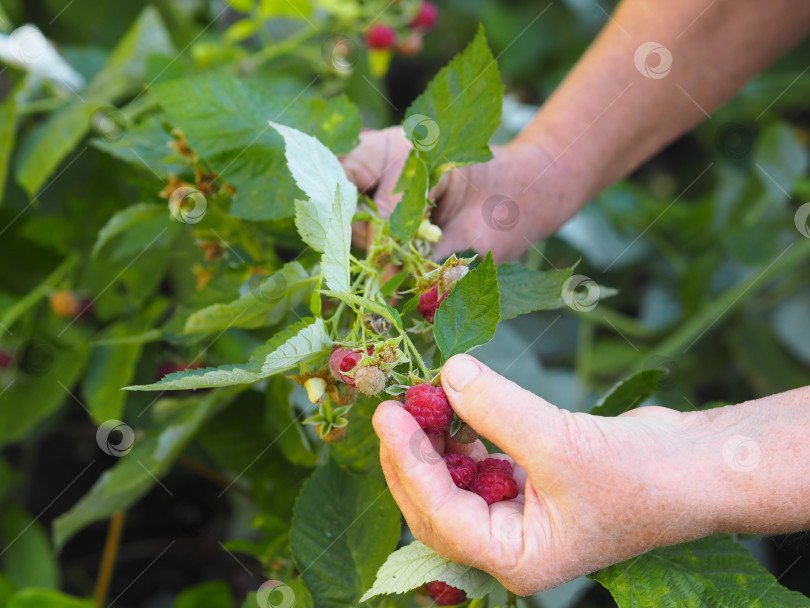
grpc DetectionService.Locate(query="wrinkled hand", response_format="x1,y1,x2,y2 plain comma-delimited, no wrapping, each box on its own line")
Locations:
372,354,719,595
341,127,580,262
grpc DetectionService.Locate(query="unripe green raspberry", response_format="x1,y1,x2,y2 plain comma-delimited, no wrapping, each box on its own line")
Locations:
354,365,386,396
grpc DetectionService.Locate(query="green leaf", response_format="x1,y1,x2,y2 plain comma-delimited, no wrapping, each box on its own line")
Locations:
2,505,60,590
14,7,173,195
0,91,17,205
269,122,357,252
360,541,500,602
82,301,167,423
264,377,318,467
7,589,93,608
184,262,313,333
174,581,234,608
321,184,353,293
399,24,503,185
753,122,809,205
291,460,400,608
125,318,330,390
321,291,403,331
91,203,171,258
53,388,239,549
259,0,312,18
91,114,177,177
389,153,429,242
434,252,500,361
330,396,383,473
497,263,574,319
589,534,810,607
0,340,89,448
589,369,666,417
151,75,360,220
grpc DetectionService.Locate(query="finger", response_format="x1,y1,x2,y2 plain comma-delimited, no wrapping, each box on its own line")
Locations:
340,129,387,193
444,435,488,461
373,401,491,558
440,354,561,462
379,443,437,543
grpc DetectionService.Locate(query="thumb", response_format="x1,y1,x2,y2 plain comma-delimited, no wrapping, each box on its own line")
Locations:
440,354,561,460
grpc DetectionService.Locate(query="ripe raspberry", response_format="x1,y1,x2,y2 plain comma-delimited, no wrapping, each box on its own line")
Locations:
426,581,466,606
443,452,476,489
440,264,469,292
0,351,12,369
410,2,438,30
329,348,364,385
404,383,453,434
470,470,518,505
476,457,514,476
365,25,396,49
417,284,448,324
50,290,80,318
354,365,386,396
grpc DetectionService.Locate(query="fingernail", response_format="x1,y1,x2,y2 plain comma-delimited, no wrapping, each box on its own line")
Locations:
444,355,482,392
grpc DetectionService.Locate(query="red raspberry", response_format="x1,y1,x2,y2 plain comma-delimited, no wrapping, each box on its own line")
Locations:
443,452,477,489
329,348,364,385
410,2,438,30
404,383,453,434
470,470,518,505
365,25,396,49
417,284,448,324
476,457,514,476
0,351,12,369
426,581,466,606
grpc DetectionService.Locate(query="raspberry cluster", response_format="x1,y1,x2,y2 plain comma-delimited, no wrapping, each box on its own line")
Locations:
444,454,519,505
365,2,438,55
426,580,467,606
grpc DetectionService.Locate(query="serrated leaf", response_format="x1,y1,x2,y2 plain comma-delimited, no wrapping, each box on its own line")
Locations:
590,368,666,417
125,318,329,390
399,24,503,186
434,252,500,361
390,153,428,241
91,114,178,178
360,541,500,602
184,262,313,333
291,460,400,608
590,534,810,607
270,122,357,251
497,263,574,319
321,184,352,293
321,290,403,330
151,75,360,220
53,388,239,549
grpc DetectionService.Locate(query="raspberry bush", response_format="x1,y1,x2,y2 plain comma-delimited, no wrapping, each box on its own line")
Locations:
1,2,809,608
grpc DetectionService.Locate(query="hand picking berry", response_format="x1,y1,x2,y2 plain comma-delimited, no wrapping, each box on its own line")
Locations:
417,283,448,324
443,452,477,489
404,383,453,434
470,470,519,505
425,580,466,606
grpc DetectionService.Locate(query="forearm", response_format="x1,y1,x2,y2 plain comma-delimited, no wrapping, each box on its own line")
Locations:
691,385,810,535
515,0,810,204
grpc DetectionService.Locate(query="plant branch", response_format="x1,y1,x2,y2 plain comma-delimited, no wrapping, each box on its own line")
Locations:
93,511,125,608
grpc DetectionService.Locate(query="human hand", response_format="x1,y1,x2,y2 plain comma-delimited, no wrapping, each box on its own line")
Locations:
341,127,583,262
372,354,721,595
